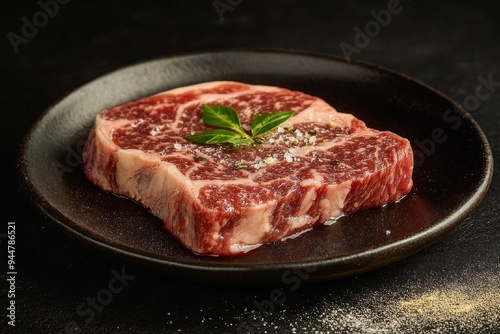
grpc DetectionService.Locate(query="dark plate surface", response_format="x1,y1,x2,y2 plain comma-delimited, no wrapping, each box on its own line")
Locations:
18,50,493,284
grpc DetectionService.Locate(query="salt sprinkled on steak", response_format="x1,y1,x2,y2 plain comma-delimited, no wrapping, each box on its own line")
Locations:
83,81,413,256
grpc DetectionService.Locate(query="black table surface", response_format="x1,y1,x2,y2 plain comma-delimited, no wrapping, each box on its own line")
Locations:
2,1,499,333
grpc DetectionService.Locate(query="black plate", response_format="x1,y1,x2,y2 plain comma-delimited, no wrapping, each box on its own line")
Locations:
18,50,493,284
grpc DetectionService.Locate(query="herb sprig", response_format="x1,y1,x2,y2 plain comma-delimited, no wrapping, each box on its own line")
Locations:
185,105,294,146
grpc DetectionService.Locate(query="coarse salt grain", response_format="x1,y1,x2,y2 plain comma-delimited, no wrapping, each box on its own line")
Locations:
149,125,163,136
284,150,295,163
174,143,182,150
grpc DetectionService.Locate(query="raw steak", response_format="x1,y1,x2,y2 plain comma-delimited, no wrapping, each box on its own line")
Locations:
83,81,413,256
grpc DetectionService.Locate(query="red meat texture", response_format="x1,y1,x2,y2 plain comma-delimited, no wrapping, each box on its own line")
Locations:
83,81,413,256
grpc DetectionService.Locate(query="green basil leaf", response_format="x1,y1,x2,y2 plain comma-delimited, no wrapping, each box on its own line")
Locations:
251,111,295,137
185,129,252,146
202,105,244,133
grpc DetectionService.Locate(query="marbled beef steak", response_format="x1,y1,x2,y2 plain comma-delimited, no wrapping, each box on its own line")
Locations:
83,81,413,256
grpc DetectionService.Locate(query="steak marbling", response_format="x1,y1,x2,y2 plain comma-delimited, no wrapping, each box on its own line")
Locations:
83,81,413,256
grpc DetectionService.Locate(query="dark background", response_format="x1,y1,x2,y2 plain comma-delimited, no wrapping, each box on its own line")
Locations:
2,1,499,333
